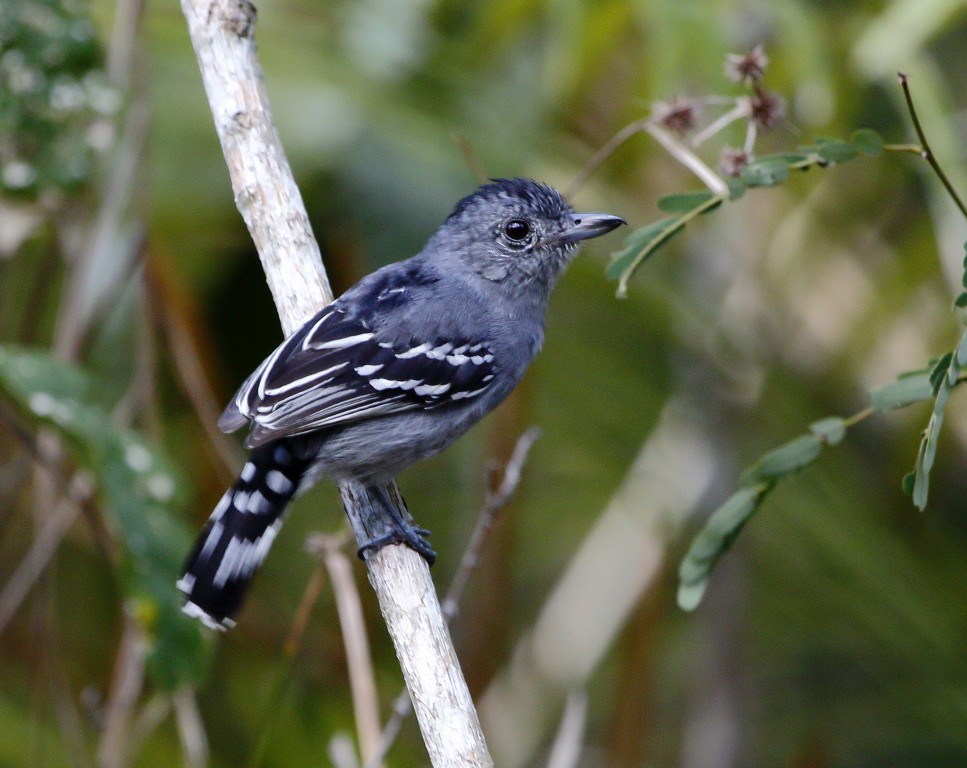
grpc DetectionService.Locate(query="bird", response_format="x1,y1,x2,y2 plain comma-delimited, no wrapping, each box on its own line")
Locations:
178,177,625,629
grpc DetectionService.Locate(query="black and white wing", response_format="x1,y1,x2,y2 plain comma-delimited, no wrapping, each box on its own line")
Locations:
219,302,498,448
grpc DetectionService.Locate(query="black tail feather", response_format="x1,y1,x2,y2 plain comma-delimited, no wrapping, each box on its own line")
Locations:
178,439,312,629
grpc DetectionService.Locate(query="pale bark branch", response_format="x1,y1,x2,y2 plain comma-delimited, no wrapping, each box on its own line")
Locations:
178,1,492,765
363,427,539,768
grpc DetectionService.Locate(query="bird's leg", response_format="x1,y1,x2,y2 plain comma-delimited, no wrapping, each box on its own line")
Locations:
355,483,437,565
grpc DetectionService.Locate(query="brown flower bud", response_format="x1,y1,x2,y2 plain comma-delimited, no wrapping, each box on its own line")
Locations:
748,88,786,130
719,147,752,177
651,96,700,136
725,45,769,84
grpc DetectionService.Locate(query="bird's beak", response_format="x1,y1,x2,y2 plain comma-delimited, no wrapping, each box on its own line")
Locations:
560,213,626,244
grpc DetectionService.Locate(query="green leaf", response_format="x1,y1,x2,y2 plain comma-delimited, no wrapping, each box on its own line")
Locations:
607,217,685,282
911,440,929,509
929,352,953,395
868,372,933,411
956,328,967,367
0,346,209,689
740,158,789,187
727,178,747,200
817,141,860,163
809,416,846,445
913,381,951,510
676,580,709,613
851,129,885,156
677,483,771,611
755,151,810,166
902,471,916,495
741,434,823,485
657,191,717,213
953,293,967,309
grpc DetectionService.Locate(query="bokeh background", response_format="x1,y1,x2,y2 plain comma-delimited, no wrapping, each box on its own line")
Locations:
3,0,967,766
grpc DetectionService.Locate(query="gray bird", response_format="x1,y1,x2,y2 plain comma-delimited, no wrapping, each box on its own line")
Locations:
178,178,624,629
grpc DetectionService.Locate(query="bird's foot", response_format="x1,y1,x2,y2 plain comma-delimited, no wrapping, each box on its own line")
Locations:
357,524,436,566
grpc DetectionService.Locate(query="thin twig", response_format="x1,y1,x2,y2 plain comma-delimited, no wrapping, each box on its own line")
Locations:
644,124,730,197
0,474,92,636
545,690,588,768
454,134,487,185
742,119,757,156
282,560,330,659
97,613,147,768
897,72,967,219
690,102,747,148
309,534,383,768
144,263,242,482
0,407,116,562
441,426,541,621
126,695,173,760
173,686,210,768
567,117,650,198
329,732,362,768
363,428,541,768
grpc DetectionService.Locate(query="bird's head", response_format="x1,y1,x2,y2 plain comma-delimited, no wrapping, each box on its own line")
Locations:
431,178,625,291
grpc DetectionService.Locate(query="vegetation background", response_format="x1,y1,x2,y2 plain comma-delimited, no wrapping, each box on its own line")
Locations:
2,0,967,766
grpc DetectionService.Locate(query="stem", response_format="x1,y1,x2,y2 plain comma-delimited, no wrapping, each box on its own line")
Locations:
566,117,650,198
842,406,875,429
898,72,967,219
690,102,747,149
644,124,730,197
883,143,923,154
362,428,540,768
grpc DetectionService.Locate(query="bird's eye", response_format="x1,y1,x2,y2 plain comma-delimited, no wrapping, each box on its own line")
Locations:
504,219,531,242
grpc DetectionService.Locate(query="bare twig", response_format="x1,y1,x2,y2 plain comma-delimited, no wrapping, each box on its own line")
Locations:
643,123,730,197
282,557,331,660
567,117,650,198
690,103,747,148
309,534,382,768
0,474,92,636
568,117,730,199
145,263,242,482
454,134,487,185
898,72,967,219
545,690,588,768
364,428,540,768
441,426,540,621
480,401,717,768
127,695,173,759
173,686,210,768
97,613,148,768
53,89,151,361
328,732,362,768
179,1,491,765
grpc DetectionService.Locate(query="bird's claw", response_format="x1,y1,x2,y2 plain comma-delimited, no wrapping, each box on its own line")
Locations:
357,525,436,566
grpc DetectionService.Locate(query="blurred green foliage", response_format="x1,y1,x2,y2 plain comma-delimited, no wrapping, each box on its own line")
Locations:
0,0,115,198
0,347,209,689
2,0,967,767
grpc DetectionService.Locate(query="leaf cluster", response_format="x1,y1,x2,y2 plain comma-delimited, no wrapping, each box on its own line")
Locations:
0,0,117,199
0,346,209,689
677,372,935,610
672,140,967,609
609,130,886,297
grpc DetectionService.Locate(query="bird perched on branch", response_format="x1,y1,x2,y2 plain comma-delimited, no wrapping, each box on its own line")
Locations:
178,177,624,629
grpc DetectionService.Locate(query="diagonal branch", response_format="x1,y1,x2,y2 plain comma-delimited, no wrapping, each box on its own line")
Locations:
178,1,492,766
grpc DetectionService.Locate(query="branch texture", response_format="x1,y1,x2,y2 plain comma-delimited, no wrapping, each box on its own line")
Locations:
179,1,492,765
